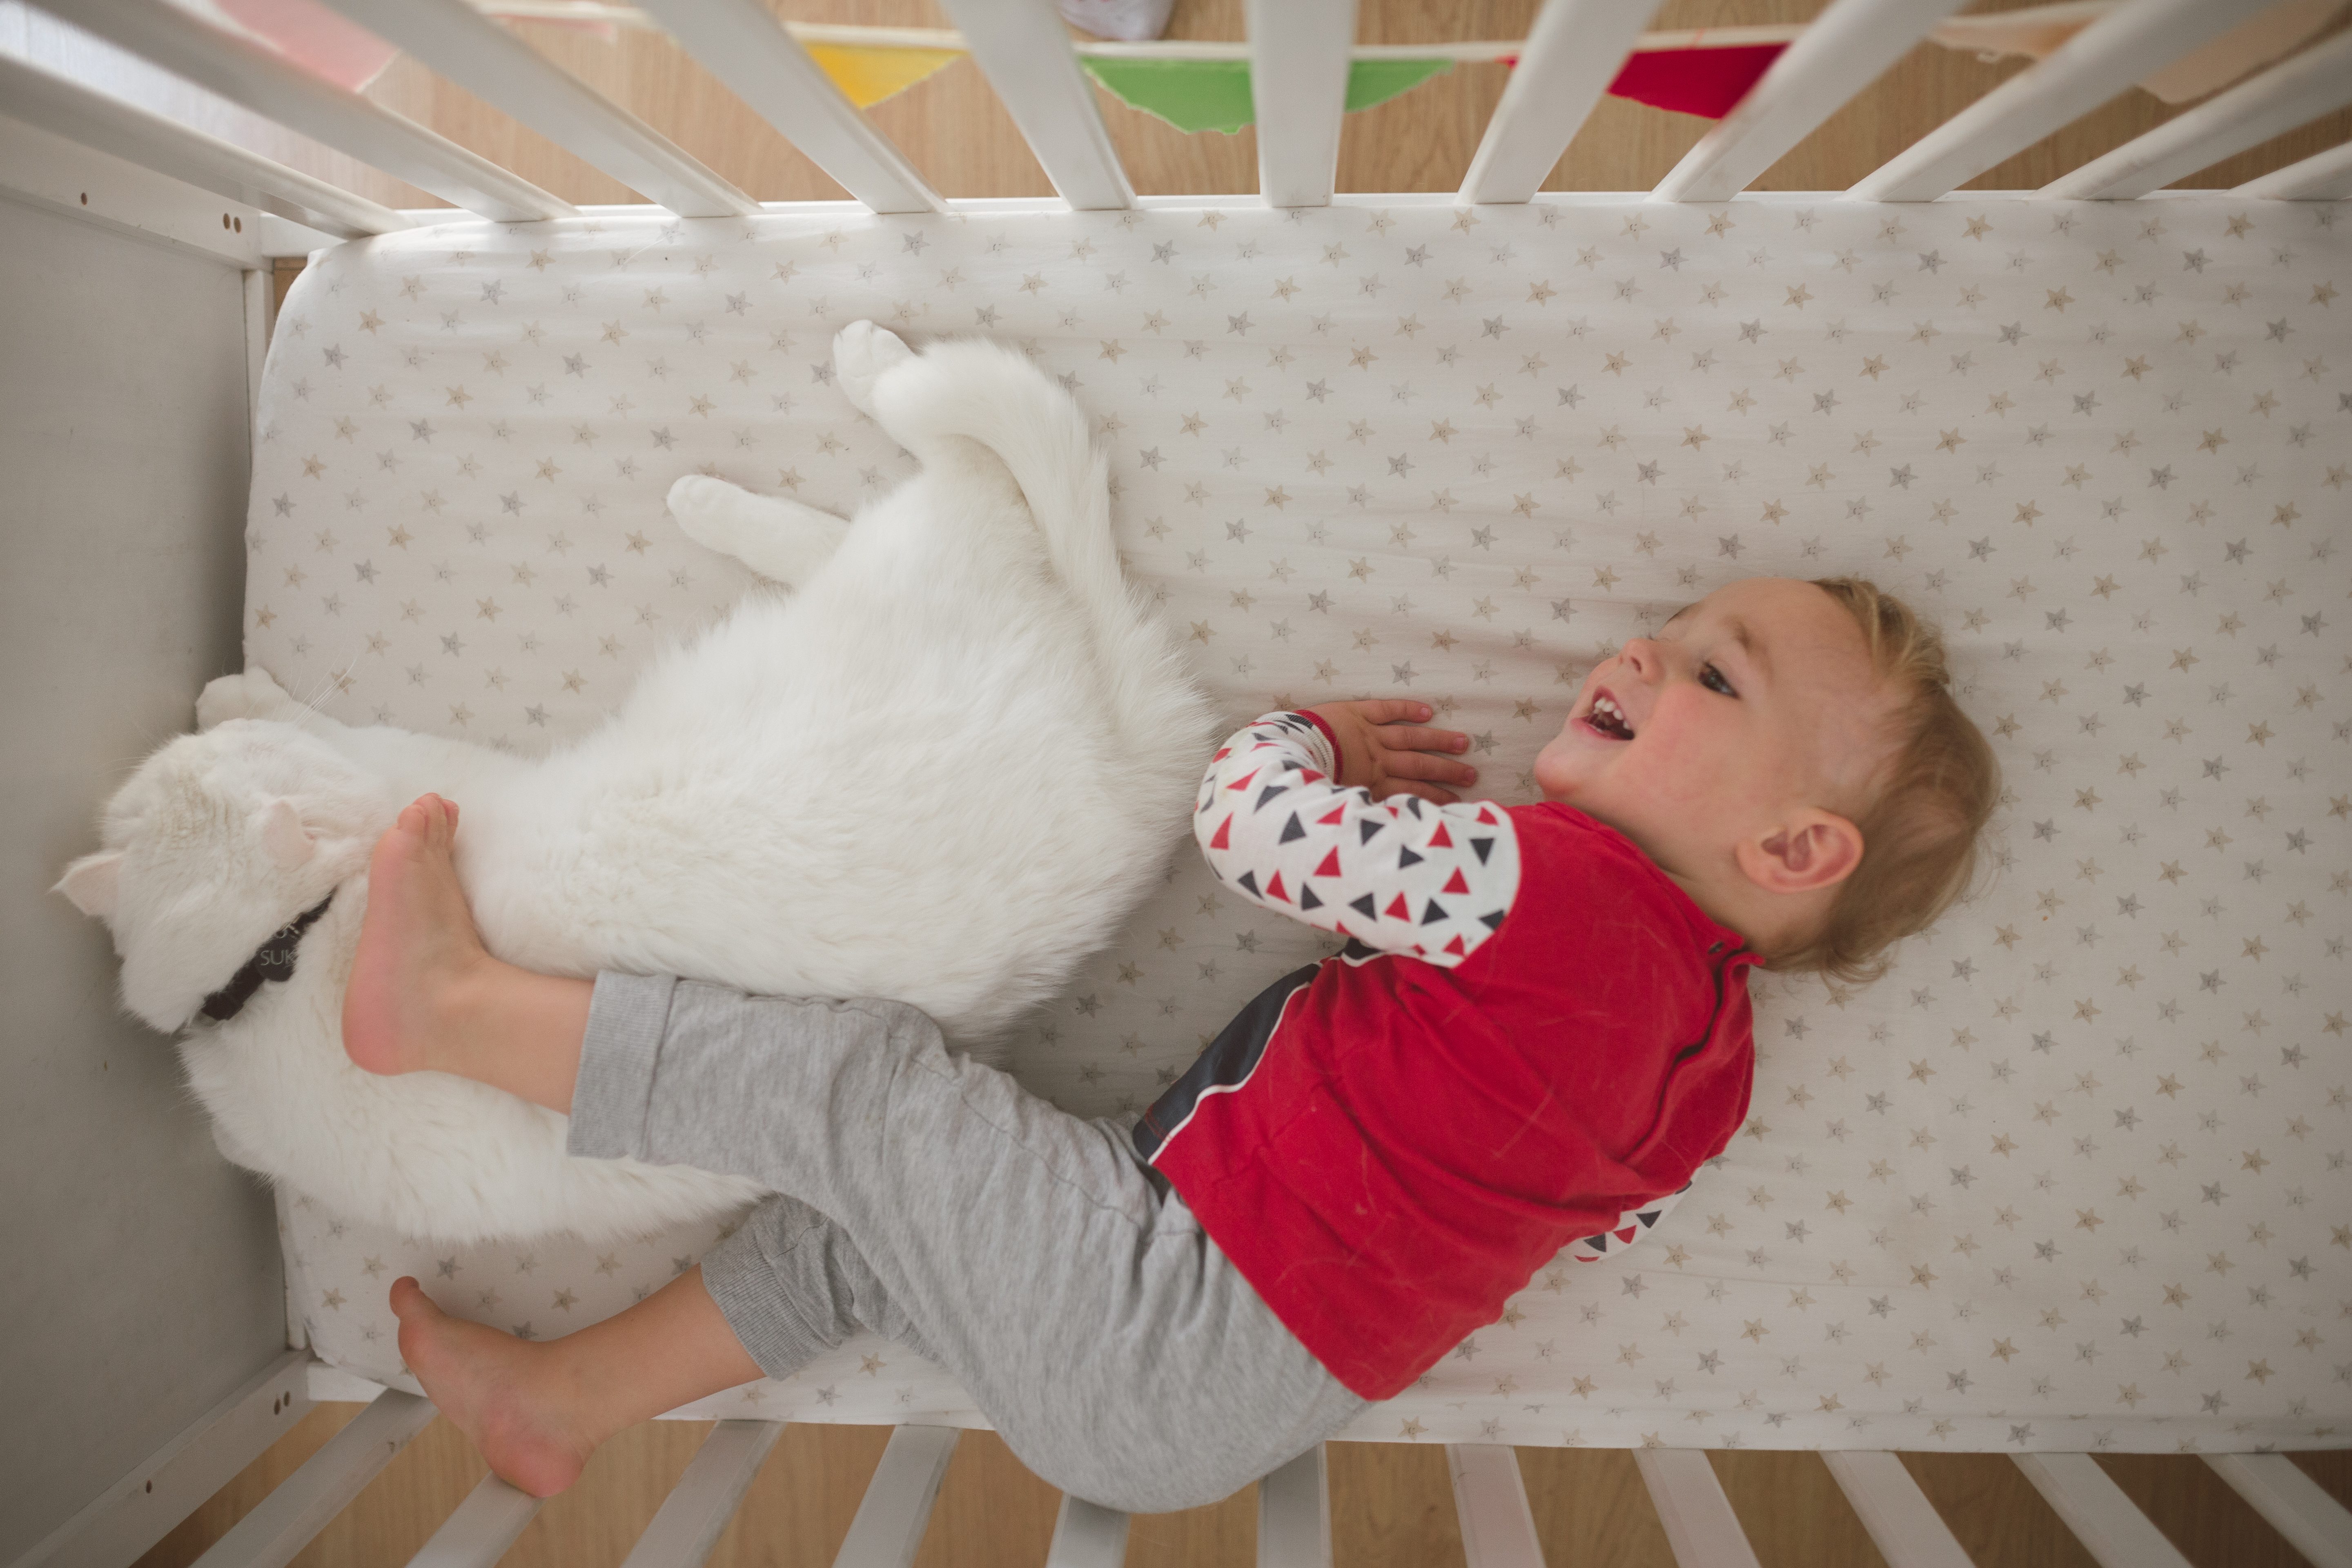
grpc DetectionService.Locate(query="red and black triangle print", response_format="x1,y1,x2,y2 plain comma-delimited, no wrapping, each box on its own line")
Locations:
1566,1181,1695,1263
1194,712,1524,973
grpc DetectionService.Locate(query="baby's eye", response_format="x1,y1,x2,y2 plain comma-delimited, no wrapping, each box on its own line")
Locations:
1702,662,1737,697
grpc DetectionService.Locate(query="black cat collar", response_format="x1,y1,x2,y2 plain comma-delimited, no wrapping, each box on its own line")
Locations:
198,892,336,1023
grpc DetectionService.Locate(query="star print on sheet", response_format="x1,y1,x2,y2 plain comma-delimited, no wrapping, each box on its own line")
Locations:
254,198,2348,1452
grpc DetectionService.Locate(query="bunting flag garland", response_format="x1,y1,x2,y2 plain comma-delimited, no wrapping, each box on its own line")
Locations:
1343,57,1460,114
479,0,2342,131
803,42,962,109
1079,57,1254,134
1602,42,1786,120
1077,57,1457,136
1077,47,1796,136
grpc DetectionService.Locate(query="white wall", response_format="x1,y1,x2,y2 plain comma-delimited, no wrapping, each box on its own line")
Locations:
0,192,285,1563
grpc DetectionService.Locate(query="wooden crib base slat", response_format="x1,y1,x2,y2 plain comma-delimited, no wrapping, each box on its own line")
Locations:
2204,1453,2352,1568
2013,1453,2196,1568
1042,1494,1130,1568
400,1472,542,1568
188,1389,435,1568
1256,1444,1332,1568
1634,1449,1765,1568
1822,1451,1975,1568
1444,1445,1545,1568
618,1419,786,1568
828,1424,959,1568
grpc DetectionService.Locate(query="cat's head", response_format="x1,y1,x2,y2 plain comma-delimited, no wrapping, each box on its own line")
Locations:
53,720,394,1031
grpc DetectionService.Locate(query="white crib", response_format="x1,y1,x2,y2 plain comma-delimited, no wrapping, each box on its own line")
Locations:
4,1,2351,1565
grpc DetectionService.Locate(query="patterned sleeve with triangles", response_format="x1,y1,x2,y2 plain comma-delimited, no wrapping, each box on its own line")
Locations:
1193,712,1523,969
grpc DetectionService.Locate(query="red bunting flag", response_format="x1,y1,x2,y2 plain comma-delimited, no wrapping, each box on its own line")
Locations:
1605,42,1788,120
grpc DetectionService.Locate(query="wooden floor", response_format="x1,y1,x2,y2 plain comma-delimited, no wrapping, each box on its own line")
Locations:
100,0,2352,1561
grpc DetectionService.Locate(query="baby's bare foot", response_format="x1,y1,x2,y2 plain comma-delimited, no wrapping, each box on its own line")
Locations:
390,1277,597,1499
343,795,486,1078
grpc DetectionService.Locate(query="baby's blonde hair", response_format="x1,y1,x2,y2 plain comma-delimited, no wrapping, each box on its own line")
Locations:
1764,576,2002,987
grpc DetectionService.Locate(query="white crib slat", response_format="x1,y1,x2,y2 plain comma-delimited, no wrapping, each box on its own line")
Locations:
1243,0,1354,208
189,1389,438,1568
1256,1443,1332,1568
2011,1453,2195,1568
1445,1445,1544,1568
402,1474,543,1568
1459,0,1663,205
1652,0,1967,203
2204,1453,2352,1568
933,0,1132,210
2044,30,2352,198
630,0,941,214
18,1351,313,1568
310,0,754,217
1043,1494,1131,1567
0,53,409,238
2234,138,2352,198
1820,1451,1974,1568
830,1424,960,1568
618,1419,786,1568
1632,1449,1763,1568
1849,0,2276,202
35,0,572,221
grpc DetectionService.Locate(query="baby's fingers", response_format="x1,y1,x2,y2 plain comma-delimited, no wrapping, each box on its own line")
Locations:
1376,724,1470,754
1385,750,1479,787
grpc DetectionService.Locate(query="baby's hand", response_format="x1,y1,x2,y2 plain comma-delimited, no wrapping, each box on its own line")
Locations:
1305,700,1477,804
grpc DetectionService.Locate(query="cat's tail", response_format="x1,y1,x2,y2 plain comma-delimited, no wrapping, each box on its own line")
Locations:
869,337,1212,760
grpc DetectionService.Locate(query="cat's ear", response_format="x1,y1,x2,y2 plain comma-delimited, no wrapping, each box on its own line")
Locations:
260,799,316,869
53,851,123,918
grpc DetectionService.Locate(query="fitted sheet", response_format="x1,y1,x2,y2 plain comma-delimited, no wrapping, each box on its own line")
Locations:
247,195,2349,1451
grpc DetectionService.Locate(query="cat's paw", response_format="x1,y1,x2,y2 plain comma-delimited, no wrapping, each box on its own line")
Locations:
197,667,295,730
833,319,914,416
666,472,747,541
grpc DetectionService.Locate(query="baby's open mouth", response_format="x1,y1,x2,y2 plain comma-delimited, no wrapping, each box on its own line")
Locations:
1582,692,1635,740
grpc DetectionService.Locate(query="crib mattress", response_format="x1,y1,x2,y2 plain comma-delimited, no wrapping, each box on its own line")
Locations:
247,195,2348,1452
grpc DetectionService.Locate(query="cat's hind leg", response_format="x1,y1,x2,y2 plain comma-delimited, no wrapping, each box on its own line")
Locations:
667,474,850,590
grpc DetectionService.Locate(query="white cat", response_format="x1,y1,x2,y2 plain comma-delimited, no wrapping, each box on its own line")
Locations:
53,322,1214,1246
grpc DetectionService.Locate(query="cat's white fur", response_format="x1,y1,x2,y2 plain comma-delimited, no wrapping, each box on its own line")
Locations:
53,323,1214,1245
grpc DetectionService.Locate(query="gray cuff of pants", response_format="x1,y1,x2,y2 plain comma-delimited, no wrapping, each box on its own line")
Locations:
566,971,677,1161
700,1209,845,1380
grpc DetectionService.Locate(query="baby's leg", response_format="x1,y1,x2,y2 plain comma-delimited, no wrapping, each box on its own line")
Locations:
568,977,1367,1513
388,1263,760,1498
344,797,1364,1512
342,794,590,1103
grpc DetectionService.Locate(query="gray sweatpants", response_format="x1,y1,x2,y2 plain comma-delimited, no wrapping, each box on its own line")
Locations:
565,971,1368,1513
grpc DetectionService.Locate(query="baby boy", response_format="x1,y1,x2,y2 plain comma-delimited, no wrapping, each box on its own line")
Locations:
343,572,1997,1511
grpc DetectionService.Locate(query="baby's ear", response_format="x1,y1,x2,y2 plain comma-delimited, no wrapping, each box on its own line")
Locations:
53,851,123,918
1747,812,1864,894
260,799,316,869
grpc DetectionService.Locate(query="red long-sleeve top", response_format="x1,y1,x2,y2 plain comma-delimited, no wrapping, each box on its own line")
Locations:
1136,712,1762,1400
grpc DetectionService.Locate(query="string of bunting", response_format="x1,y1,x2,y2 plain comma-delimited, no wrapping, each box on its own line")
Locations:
458,1,2342,124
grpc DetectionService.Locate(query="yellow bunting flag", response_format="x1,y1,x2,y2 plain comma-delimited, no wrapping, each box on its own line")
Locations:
805,43,963,109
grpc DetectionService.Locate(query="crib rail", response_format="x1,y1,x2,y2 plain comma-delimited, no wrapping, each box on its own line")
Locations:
11,0,2352,221
31,1370,2352,1567
6,2,2352,1565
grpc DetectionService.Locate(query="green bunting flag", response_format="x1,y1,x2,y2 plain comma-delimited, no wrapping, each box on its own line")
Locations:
1080,56,1456,136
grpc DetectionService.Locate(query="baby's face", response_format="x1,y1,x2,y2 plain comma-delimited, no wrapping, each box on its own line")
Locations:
1534,578,1893,875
